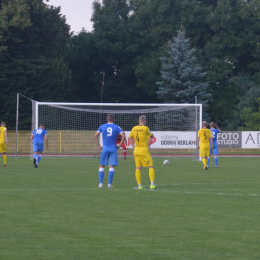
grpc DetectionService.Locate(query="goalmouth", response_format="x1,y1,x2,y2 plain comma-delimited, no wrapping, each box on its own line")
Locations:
28,101,202,159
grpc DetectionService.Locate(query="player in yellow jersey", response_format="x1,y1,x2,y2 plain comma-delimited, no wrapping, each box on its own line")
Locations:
0,121,8,167
197,121,213,170
129,115,156,189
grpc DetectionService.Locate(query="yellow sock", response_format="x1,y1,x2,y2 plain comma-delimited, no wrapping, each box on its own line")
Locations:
3,155,7,165
149,168,155,183
202,159,208,168
135,169,141,185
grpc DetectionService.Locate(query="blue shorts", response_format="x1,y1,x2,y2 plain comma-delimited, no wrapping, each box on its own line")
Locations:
100,150,118,166
210,143,218,155
33,142,44,153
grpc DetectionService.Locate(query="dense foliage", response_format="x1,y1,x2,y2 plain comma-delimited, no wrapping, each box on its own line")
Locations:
1,0,260,130
239,98,260,131
0,0,71,128
156,30,209,105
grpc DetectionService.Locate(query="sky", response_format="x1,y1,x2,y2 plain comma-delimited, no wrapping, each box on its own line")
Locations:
45,0,94,34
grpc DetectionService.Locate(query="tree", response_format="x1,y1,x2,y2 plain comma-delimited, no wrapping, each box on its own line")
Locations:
0,0,71,129
130,0,181,99
68,30,100,102
156,30,209,104
154,30,210,129
203,0,260,127
90,0,150,103
239,98,260,131
130,0,260,127
223,76,260,130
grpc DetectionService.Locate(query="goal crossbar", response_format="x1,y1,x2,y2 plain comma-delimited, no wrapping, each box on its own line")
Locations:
36,102,201,107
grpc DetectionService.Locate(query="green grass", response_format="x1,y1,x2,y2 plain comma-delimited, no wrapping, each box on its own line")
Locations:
0,156,260,260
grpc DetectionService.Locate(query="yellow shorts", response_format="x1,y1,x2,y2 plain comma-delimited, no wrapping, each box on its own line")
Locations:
200,146,210,158
0,143,6,153
134,153,154,168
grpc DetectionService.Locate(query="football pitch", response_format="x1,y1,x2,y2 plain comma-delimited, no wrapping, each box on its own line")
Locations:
0,156,260,260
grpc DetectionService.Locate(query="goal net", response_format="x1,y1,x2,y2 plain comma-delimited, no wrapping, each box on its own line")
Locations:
30,102,202,159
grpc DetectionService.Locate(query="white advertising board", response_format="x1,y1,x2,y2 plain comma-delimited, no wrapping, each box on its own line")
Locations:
125,131,196,149
100,130,260,149
242,132,260,148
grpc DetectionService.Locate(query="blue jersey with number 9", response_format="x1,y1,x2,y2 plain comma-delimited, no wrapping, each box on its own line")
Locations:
97,123,123,151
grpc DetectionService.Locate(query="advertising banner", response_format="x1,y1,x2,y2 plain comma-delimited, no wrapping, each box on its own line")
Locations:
125,131,196,149
242,132,260,148
217,132,242,148
101,130,260,149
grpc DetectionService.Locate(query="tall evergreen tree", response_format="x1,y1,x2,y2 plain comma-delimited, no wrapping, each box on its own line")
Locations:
156,30,209,104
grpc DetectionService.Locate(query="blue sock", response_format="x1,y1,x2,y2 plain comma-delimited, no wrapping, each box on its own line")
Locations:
207,157,210,167
36,154,42,164
36,155,42,164
214,157,218,167
108,168,115,185
33,154,37,159
99,168,104,184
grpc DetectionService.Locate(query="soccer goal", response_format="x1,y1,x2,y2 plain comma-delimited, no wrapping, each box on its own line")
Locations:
28,101,202,159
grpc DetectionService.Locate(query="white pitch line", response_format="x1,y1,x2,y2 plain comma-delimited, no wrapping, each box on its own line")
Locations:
159,182,260,186
0,187,259,197
0,188,98,192
132,187,260,197
0,189,46,191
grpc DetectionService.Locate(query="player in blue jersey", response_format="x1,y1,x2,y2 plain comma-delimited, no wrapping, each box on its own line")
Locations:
94,114,125,188
30,124,49,168
207,122,221,168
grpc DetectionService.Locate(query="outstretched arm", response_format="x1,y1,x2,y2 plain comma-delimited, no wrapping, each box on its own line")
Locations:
197,137,200,150
215,123,221,132
129,137,135,148
94,132,102,149
45,135,49,150
148,134,154,149
4,129,8,144
148,133,154,149
117,132,125,150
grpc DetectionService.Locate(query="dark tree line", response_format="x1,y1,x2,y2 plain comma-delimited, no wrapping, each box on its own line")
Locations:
1,0,260,130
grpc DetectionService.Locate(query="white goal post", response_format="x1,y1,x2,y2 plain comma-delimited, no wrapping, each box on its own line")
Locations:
29,101,202,159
